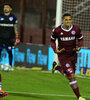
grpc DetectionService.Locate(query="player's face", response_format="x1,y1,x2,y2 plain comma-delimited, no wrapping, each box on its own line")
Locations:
62,16,72,27
4,5,12,13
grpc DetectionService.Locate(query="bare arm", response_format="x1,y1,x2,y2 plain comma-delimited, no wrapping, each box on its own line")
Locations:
14,25,20,45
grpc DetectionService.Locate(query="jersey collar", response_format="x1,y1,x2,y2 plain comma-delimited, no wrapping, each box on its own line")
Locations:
61,24,73,32
3,13,10,17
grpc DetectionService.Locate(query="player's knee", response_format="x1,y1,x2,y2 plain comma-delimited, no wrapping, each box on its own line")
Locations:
67,75,75,84
67,74,75,80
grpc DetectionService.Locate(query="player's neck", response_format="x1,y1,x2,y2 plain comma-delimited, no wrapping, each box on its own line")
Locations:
4,12,10,16
63,25,71,30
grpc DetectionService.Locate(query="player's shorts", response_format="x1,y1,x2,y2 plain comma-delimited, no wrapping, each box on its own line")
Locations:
0,38,14,49
58,53,77,78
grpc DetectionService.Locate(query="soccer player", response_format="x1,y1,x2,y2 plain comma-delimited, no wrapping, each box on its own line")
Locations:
0,74,8,98
0,3,20,98
0,4,20,68
51,13,85,100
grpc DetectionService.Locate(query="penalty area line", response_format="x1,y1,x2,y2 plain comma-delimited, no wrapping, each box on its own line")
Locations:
7,91,90,98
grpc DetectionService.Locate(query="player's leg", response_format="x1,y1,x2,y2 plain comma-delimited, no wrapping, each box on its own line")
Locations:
67,73,81,99
0,74,1,90
51,61,64,75
6,39,14,67
0,39,3,62
51,55,65,75
64,62,85,100
6,46,13,66
0,74,8,98
0,48,2,61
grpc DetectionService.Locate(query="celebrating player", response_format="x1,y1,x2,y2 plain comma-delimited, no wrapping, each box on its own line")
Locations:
51,13,85,100
0,4,20,68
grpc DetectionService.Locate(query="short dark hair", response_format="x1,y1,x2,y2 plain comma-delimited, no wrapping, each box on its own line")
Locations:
62,13,72,19
4,3,12,8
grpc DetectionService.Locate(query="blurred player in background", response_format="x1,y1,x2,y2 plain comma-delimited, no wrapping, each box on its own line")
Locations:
0,4,20,68
51,13,85,100
0,4,20,97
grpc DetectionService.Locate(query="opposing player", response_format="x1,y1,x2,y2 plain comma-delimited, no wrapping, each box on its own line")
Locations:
0,4,20,98
0,4,20,68
51,13,85,100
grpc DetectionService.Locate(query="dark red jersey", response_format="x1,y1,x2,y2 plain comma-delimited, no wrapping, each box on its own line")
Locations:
51,24,83,54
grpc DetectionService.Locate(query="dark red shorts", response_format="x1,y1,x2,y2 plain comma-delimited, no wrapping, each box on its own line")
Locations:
58,53,77,78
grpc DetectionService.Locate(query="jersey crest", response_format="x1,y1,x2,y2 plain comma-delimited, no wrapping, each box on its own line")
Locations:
66,63,70,67
9,17,13,21
71,30,76,35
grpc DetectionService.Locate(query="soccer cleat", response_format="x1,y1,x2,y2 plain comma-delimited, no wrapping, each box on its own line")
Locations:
9,65,15,71
9,67,14,71
78,97,86,100
0,90,8,98
51,61,57,74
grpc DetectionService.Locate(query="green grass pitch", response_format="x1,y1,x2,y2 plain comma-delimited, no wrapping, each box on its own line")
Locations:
0,69,90,100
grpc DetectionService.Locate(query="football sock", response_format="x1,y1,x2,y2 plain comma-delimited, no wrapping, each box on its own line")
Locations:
69,79,80,99
73,87,81,99
9,56,12,66
0,74,1,90
7,50,13,66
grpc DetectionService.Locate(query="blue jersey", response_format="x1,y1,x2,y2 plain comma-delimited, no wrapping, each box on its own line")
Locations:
0,13,17,39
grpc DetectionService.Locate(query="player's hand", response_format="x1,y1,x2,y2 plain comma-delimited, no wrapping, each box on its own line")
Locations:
55,48,65,54
15,34,20,45
73,47,81,51
15,38,20,45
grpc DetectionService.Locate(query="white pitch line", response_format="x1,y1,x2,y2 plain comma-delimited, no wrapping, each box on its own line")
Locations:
76,75,90,79
7,91,90,98
41,71,90,80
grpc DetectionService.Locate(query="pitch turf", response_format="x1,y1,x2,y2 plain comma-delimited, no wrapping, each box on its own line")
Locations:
0,69,90,100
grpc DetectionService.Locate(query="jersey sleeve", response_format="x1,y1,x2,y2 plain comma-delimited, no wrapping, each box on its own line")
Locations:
51,29,57,41
76,27,83,47
13,15,18,25
50,28,58,52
